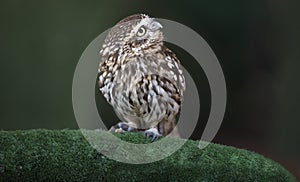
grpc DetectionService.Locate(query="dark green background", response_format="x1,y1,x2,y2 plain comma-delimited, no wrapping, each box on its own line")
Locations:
0,0,299,178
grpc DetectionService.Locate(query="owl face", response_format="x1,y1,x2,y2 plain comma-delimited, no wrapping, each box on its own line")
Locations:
127,17,163,55
131,17,163,42
100,14,163,58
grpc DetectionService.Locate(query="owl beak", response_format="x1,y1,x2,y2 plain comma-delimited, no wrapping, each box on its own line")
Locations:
150,21,163,31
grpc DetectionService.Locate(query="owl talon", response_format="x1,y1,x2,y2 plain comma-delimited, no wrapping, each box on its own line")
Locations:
109,126,116,132
144,128,161,142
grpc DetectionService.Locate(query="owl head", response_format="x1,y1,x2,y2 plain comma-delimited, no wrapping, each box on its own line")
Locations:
101,14,163,58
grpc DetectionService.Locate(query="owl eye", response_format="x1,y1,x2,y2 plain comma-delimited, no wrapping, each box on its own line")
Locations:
136,26,147,37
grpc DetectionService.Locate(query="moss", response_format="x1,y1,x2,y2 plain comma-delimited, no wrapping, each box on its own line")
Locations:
0,129,296,181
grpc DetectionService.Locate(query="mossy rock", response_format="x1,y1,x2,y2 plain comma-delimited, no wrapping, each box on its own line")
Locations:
0,129,296,181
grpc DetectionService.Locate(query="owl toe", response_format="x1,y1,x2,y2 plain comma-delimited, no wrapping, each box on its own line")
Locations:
144,128,162,142
109,122,138,133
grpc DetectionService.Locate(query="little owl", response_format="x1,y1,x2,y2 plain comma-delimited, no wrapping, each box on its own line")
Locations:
98,14,185,141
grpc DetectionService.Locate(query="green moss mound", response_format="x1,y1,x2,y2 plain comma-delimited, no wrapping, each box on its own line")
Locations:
0,129,296,181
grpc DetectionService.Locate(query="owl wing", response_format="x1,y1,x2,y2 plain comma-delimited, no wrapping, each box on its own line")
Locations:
134,74,182,117
98,53,119,105
159,46,186,96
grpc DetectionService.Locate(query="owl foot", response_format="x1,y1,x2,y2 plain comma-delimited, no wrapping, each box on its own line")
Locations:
109,122,138,133
144,128,162,142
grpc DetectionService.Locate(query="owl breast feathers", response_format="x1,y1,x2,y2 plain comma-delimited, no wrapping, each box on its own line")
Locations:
98,14,185,140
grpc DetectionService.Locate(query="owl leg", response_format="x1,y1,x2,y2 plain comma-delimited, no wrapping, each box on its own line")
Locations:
144,127,162,142
158,117,180,137
109,122,138,133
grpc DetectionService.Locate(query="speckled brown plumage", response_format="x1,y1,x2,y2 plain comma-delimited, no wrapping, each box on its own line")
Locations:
98,14,185,141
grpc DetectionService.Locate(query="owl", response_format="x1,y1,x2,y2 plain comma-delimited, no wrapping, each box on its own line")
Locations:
98,14,185,141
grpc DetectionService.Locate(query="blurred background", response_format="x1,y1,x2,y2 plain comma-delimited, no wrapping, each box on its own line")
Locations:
0,0,299,179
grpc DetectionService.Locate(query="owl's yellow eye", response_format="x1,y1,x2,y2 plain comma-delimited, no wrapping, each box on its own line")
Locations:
136,26,147,37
